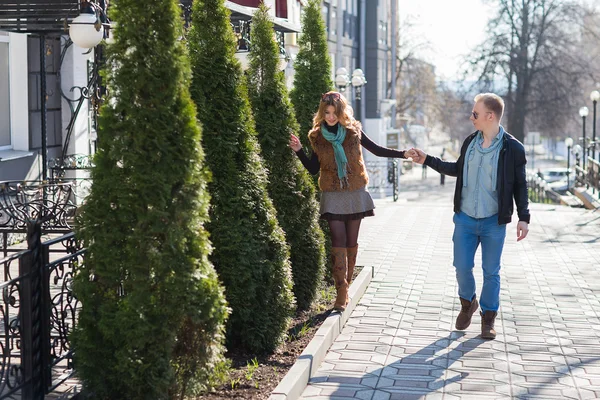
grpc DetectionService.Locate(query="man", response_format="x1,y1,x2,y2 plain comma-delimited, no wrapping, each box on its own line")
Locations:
410,93,530,340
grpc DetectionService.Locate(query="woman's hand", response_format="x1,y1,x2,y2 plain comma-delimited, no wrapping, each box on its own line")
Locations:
289,133,302,152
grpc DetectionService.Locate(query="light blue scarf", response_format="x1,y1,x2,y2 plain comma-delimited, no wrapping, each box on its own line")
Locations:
463,126,505,191
321,123,348,188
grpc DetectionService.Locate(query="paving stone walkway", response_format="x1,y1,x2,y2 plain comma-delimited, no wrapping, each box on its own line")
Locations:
301,172,600,399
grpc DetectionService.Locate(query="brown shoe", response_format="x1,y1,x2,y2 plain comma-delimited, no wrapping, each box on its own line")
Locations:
331,247,348,311
481,311,498,339
346,244,358,285
455,296,479,330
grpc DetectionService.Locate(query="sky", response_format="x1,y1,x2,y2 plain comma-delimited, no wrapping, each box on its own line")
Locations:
398,0,496,81
398,0,599,81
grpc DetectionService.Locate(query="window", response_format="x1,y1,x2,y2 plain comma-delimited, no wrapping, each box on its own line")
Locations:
322,3,330,33
0,38,9,149
0,32,30,153
331,7,337,36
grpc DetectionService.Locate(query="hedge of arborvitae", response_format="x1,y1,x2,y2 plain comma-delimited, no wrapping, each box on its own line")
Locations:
188,0,295,353
72,0,228,398
247,5,326,311
290,0,334,153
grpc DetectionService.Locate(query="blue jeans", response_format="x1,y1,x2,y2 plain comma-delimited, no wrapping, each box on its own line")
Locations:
452,212,506,312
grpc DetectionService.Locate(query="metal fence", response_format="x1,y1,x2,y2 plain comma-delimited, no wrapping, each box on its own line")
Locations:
366,160,399,202
0,181,84,399
0,222,83,400
0,181,80,257
527,174,562,204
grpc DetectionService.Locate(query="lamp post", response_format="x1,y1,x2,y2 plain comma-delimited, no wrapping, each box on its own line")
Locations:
565,137,573,190
574,144,583,186
591,90,600,161
335,67,367,120
579,106,589,171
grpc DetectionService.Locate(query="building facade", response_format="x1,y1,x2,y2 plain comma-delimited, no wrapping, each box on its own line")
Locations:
0,0,303,182
0,0,398,188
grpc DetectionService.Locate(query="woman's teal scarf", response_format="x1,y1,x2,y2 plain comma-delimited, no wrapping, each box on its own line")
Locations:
321,123,349,188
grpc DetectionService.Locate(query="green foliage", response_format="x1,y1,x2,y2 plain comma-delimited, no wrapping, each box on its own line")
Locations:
72,0,228,398
247,5,326,311
289,0,334,275
188,0,295,354
290,0,334,152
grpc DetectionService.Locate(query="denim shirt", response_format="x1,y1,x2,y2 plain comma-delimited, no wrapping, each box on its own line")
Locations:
460,131,502,218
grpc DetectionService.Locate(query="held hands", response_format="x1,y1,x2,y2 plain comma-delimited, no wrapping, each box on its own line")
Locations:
288,133,302,152
406,148,427,164
517,221,529,242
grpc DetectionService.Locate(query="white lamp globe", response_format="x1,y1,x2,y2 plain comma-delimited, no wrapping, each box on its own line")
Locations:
69,12,104,49
351,75,365,87
352,68,364,78
335,67,348,77
335,73,348,88
565,137,573,148
591,90,600,102
579,106,589,118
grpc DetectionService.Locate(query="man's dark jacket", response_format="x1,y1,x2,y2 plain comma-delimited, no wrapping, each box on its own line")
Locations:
424,130,530,225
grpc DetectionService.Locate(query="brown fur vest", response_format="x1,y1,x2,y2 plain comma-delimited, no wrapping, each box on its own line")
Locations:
308,122,369,192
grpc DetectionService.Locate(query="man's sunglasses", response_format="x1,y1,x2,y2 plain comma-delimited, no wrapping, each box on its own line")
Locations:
322,92,341,102
472,111,492,120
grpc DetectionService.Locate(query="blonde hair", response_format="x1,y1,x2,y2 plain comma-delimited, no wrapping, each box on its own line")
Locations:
474,93,505,121
312,91,355,131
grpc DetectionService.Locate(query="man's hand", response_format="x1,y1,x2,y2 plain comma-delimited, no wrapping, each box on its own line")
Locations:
288,133,302,152
517,221,529,241
407,148,427,164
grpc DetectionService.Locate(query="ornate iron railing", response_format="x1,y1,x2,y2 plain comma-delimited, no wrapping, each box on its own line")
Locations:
0,222,83,399
366,160,399,202
0,180,87,259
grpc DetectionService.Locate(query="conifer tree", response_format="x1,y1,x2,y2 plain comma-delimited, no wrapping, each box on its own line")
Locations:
290,0,334,152
72,0,228,398
188,0,295,353
247,5,326,311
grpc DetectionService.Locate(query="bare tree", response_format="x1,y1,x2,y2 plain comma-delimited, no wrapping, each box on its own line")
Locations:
467,0,597,143
390,17,437,119
434,83,476,142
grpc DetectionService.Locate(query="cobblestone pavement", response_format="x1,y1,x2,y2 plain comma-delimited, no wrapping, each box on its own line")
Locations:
301,172,600,399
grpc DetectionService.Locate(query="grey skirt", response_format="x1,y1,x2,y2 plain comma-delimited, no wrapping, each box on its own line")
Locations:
320,187,375,221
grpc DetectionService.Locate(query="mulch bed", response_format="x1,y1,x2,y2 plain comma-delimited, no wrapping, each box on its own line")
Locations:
197,267,362,400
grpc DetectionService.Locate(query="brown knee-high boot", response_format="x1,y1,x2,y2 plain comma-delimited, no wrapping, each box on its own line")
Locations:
346,244,358,285
331,247,348,311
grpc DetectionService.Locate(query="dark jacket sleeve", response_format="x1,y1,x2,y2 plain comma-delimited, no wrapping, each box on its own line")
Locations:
424,155,460,177
424,134,473,177
512,144,531,223
295,148,320,175
360,131,406,158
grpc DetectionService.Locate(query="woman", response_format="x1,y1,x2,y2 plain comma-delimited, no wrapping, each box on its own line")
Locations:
289,91,414,311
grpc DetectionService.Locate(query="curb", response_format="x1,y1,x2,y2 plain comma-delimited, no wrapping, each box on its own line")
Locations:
269,266,373,400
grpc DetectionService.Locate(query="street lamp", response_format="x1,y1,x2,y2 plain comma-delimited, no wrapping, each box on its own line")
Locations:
565,137,573,190
69,2,108,49
579,106,589,170
350,69,367,100
591,90,600,160
335,68,367,99
335,67,367,121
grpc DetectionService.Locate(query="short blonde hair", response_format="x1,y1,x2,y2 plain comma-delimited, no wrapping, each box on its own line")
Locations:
474,93,504,121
